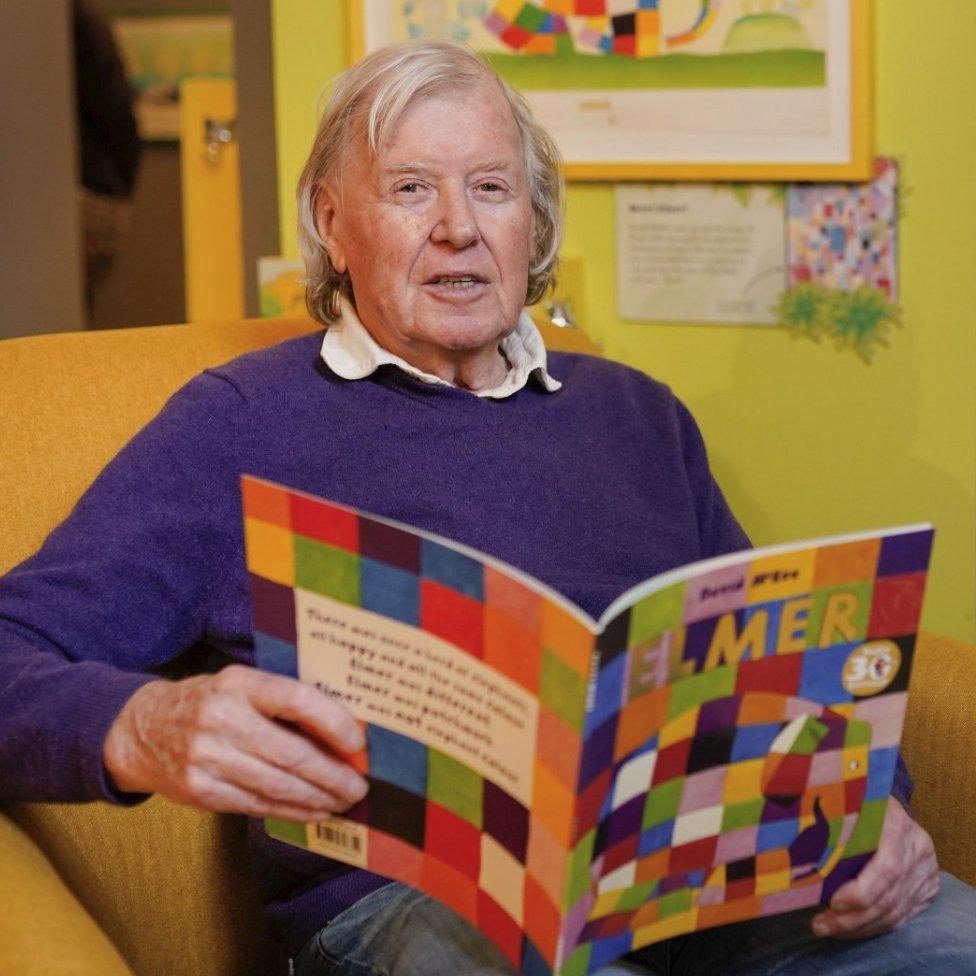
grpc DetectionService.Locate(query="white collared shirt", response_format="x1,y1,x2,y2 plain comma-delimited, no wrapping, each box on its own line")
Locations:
320,298,562,399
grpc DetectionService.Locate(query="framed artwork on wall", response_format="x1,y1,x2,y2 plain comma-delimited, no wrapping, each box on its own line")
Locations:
348,0,872,182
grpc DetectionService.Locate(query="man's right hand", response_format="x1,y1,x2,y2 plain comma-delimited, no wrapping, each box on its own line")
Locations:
102,665,368,820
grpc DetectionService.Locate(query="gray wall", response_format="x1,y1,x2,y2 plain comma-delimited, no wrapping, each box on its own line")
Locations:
0,0,85,338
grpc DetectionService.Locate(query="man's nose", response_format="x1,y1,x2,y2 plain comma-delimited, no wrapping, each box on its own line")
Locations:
430,183,479,249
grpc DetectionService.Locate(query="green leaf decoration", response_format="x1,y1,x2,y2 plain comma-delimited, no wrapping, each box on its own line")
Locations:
775,283,829,339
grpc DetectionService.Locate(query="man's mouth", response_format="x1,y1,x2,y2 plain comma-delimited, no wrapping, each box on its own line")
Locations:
427,274,487,288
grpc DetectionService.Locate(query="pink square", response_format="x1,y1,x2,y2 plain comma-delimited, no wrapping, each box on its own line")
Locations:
679,767,726,813
714,826,758,865
684,564,748,625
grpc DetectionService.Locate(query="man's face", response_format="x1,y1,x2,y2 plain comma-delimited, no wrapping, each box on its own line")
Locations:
316,79,534,373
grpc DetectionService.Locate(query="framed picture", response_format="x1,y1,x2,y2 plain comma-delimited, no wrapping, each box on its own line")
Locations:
111,15,234,141
349,0,872,182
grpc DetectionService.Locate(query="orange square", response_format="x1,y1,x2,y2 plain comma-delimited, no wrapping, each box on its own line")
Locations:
532,763,575,846
241,476,291,527
630,896,660,930
814,538,881,589
614,688,669,762
634,848,669,885
484,605,542,694
756,848,790,875
536,706,581,789
526,815,567,906
738,693,788,726
541,600,594,676
422,857,478,925
522,874,562,966
802,780,844,818
698,895,761,929
485,567,542,632
366,830,423,888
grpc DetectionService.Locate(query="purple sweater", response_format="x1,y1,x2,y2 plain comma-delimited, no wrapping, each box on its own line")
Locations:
0,334,911,954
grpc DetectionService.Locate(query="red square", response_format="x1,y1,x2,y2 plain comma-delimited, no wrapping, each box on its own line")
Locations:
290,494,359,551
669,835,718,874
652,739,692,786
574,768,612,840
726,877,757,901
602,835,639,875
867,574,927,638
500,23,531,49
763,753,812,798
522,875,561,967
426,802,481,879
477,890,523,969
735,654,803,696
422,858,478,924
844,776,866,813
576,0,606,13
421,580,484,658
613,35,636,56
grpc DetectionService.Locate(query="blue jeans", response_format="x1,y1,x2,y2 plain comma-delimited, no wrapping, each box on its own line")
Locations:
293,872,976,976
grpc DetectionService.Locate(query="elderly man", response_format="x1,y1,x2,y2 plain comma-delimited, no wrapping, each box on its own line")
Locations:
1,41,974,976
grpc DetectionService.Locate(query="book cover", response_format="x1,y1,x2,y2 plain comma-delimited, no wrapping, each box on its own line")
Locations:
242,474,933,976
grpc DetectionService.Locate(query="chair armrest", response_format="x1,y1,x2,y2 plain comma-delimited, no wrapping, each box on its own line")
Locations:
902,632,976,886
0,808,135,976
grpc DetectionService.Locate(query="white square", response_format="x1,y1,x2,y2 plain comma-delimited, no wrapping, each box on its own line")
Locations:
612,750,657,810
598,860,637,895
671,805,724,846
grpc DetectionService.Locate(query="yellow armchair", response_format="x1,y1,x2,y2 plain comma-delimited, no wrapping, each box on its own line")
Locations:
0,319,972,975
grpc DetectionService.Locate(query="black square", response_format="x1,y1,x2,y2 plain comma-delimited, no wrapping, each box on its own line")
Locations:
685,728,735,775
364,777,426,849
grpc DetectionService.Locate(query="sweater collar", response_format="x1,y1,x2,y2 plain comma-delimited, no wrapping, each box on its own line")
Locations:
320,298,561,399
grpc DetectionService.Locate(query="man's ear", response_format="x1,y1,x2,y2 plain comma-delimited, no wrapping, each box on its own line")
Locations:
314,182,347,274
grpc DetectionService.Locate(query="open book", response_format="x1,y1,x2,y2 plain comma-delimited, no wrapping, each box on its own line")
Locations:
242,475,933,976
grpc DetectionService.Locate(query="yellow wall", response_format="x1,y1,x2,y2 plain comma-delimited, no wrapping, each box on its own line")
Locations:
272,1,975,641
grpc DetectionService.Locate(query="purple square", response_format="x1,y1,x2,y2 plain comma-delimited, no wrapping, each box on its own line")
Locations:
250,574,296,643
697,696,740,734
359,517,421,573
483,779,529,863
606,794,644,846
579,715,618,788
877,529,933,577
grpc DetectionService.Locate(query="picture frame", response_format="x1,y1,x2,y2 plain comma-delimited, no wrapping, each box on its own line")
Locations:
348,0,872,182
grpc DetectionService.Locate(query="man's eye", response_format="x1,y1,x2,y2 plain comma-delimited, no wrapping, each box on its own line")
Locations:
477,182,502,192
396,182,423,194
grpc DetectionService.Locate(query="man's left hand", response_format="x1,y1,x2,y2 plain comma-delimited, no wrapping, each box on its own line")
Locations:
811,798,939,939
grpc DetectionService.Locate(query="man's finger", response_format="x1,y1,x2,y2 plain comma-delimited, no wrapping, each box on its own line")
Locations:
214,665,365,753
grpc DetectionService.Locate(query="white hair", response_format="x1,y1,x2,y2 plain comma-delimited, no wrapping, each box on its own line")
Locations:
296,41,564,323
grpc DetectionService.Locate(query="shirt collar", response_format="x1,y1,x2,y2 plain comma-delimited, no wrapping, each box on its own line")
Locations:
320,297,561,398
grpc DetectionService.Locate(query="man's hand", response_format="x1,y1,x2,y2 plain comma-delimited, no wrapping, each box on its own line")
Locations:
103,665,368,820
811,798,939,939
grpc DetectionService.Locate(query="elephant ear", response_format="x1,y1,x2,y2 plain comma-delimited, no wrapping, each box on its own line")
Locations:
761,714,829,803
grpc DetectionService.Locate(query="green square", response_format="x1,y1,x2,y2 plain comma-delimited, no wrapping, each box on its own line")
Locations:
558,945,592,976
295,536,360,604
614,881,656,912
265,817,307,848
844,720,872,748
540,648,588,733
564,829,596,909
643,778,683,828
628,584,685,647
843,798,887,857
666,666,737,720
515,4,546,31
721,798,764,832
657,887,693,919
791,717,828,755
807,581,873,647
427,749,483,828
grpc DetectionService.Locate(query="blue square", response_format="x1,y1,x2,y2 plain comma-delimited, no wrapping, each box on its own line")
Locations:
421,539,483,601
254,632,297,678
638,820,674,856
367,725,427,796
586,653,627,735
866,746,898,801
360,557,419,625
589,932,635,968
731,722,782,762
579,716,617,789
799,645,855,703
520,936,553,976
757,818,799,852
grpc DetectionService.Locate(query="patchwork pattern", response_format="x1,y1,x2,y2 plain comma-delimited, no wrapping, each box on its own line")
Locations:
244,477,932,975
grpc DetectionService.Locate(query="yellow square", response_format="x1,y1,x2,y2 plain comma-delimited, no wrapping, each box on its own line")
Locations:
842,746,869,781
747,549,815,604
658,707,699,748
244,517,294,586
496,0,523,18
589,889,622,921
755,869,792,896
480,834,525,925
723,759,764,803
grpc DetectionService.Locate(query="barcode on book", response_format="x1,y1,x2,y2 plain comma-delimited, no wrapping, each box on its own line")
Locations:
308,816,368,866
